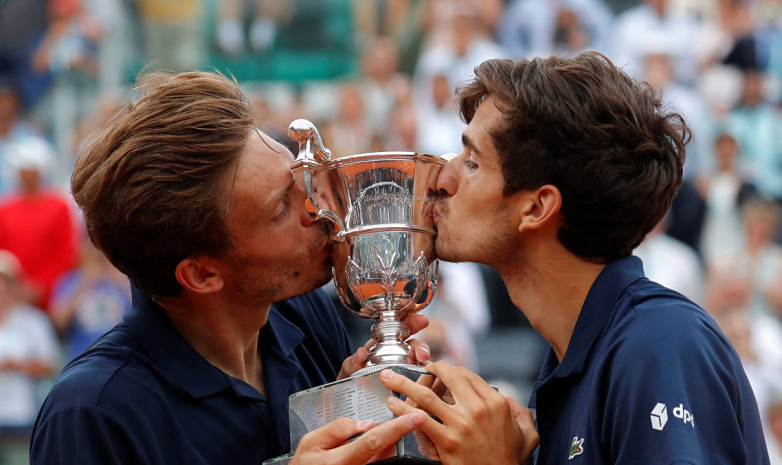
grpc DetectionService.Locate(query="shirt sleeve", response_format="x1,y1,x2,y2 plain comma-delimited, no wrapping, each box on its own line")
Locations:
600,305,767,464
31,403,151,465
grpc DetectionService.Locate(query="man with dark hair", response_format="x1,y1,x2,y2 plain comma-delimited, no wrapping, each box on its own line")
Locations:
31,71,429,465
380,52,770,463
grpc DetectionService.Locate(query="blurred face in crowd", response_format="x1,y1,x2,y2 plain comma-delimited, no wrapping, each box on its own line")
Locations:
431,74,453,110
715,134,739,173
770,404,782,444
740,72,764,107
339,84,365,125
431,96,519,268
743,201,780,249
18,167,43,194
0,88,20,136
218,131,333,308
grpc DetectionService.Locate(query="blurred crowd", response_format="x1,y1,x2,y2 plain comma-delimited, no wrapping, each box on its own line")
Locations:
1,0,782,462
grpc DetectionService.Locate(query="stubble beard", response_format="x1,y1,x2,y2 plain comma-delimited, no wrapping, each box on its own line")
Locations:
224,239,330,308
434,205,515,268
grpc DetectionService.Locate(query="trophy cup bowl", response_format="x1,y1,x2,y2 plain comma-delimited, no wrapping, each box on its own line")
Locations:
262,119,445,464
289,119,445,374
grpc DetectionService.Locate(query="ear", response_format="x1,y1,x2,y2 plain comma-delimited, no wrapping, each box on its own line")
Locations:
518,184,562,233
175,257,224,295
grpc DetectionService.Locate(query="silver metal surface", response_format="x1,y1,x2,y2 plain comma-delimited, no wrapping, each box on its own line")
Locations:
287,366,441,463
289,120,445,367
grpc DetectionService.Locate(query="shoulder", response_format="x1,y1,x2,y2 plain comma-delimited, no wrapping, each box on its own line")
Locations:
599,281,759,423
595,284,768,463
40,325,147,413
609,281,729,363
34,324,180,459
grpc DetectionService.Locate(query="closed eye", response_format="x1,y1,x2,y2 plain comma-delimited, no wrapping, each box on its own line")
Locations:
274,197,290,220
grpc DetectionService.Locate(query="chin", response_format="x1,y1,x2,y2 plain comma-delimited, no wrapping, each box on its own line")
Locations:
314,272,333,289
434,239,461,263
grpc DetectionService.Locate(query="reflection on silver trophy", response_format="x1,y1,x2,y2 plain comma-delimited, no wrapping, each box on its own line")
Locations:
262,119,445,464
289,118,444,374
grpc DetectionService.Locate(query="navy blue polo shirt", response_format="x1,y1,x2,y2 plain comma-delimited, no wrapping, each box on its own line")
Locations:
529,256,769,464
30,287,351,465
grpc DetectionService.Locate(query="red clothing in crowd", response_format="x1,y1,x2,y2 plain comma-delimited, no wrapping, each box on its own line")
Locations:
0,191,77,311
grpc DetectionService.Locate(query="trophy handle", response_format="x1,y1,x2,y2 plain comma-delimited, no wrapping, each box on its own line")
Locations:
288,119,346,241
288,118,332,163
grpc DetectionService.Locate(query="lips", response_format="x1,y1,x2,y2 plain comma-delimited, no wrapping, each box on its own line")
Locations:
431,198,447,224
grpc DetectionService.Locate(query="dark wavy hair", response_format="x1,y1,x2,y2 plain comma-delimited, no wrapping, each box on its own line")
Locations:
71,71,256,298
457,52,689,262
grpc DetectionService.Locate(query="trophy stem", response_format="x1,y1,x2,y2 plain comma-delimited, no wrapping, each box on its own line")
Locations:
366,310,411,366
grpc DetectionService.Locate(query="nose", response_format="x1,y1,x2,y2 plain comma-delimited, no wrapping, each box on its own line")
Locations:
435,153,462,197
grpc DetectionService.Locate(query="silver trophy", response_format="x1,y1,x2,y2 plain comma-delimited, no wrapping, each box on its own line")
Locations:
263,120,445,464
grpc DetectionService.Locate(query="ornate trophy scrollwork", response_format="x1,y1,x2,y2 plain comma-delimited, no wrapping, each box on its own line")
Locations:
289,118,444,373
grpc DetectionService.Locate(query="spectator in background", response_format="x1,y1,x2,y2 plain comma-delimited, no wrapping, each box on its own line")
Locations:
634,217,705,304
609,0,699,84
356,36,411,137
323,81,372,157
727,70,782,203
699,132,757,264
416,72,464,156
769,397,782,464
0,0,55,110
215,0,292,56
385,99,418,152
50,238,130,362
641,47,716,181
497,0,613,59
136,0,205,71
32,0,103,181
0,137,77,311
420,0,503,51
708,196,782,321
693,0,754,116
0,82,45,196
638,46,714,253
351,0,428,75
0,250,59,452
712,307,782,450
412,3,507,112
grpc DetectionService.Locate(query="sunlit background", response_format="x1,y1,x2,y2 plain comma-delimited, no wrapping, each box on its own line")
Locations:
1,0,782,463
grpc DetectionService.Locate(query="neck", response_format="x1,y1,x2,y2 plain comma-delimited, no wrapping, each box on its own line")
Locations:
158,293,270,396
497,243,605,362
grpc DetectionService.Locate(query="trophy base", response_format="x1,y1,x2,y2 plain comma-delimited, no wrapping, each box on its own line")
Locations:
263,365,441,465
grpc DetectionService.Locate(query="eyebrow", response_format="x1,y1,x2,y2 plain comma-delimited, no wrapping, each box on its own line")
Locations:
272,173,296,209
462,133,481,157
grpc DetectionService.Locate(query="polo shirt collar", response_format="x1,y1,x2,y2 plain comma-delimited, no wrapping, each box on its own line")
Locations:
124,287,305,399
124,287,233,398
551,255,645,379
264,304,305,357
